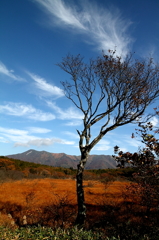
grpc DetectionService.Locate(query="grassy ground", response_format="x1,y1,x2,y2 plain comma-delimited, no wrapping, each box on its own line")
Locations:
0,178,159,239
0,225,119,240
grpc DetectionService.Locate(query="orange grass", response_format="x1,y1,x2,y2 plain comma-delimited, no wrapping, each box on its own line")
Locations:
0,179,76,208
0,179,138,228
0,179,130,211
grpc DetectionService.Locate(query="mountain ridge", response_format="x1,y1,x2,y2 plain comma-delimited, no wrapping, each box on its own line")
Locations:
7,149,116,169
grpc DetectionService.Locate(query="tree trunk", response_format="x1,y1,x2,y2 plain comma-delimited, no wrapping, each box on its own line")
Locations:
75,150,89,226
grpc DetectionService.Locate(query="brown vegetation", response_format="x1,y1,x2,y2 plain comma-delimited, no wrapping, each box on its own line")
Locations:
0,178,156,224
0,156,159,238
0,179,126,227
0,177,158,238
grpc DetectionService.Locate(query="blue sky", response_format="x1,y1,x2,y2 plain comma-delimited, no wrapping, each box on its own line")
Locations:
0,0,159,156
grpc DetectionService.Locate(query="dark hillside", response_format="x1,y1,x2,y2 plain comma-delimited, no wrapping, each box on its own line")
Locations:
0,156,133,182
0,156,76,181
7,149,116,169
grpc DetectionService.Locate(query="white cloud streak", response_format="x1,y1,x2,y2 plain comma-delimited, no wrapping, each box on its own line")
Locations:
123,135,142,148
47,101,83,120
0,127,32,144
37,0,85,30
27,72,64,98
34,0,133,56
94,139,111,151
27,127,52,133
65,120,82,126
0,136,9,143
14,138,74,147
63,131,79,139
0,61,25,81
0,127,74,147
0,102,55,121
0,127,28,136
95,145,111,151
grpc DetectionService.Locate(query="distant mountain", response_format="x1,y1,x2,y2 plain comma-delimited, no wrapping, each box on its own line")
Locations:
7,149,116,169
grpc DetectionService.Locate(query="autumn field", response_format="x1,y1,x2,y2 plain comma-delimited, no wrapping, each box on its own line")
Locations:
0,177,159,239
0,179,126,226
0,157,159,239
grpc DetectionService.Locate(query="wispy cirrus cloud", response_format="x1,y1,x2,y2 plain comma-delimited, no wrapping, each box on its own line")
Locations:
0,102,55,121
27,72,64,98
0,61,25,81
46,101,83,120
34,0,133,56
36,0,85,30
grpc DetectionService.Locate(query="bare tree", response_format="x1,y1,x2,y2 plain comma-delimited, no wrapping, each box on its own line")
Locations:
57,50,159,225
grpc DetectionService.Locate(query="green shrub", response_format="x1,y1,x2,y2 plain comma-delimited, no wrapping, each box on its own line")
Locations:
0,225,119,240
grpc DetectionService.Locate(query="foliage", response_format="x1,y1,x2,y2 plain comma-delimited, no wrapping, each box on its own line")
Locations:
112,113,159,239
112,113,159,183
113,107,159,168
89,168,136,180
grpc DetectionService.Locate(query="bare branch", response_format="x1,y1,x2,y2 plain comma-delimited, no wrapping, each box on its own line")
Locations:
58,52,159,154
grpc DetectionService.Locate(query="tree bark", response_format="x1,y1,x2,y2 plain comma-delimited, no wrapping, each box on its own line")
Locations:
75,149,89,226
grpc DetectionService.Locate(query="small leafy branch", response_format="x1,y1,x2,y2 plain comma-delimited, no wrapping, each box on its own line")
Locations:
113,113,159,219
